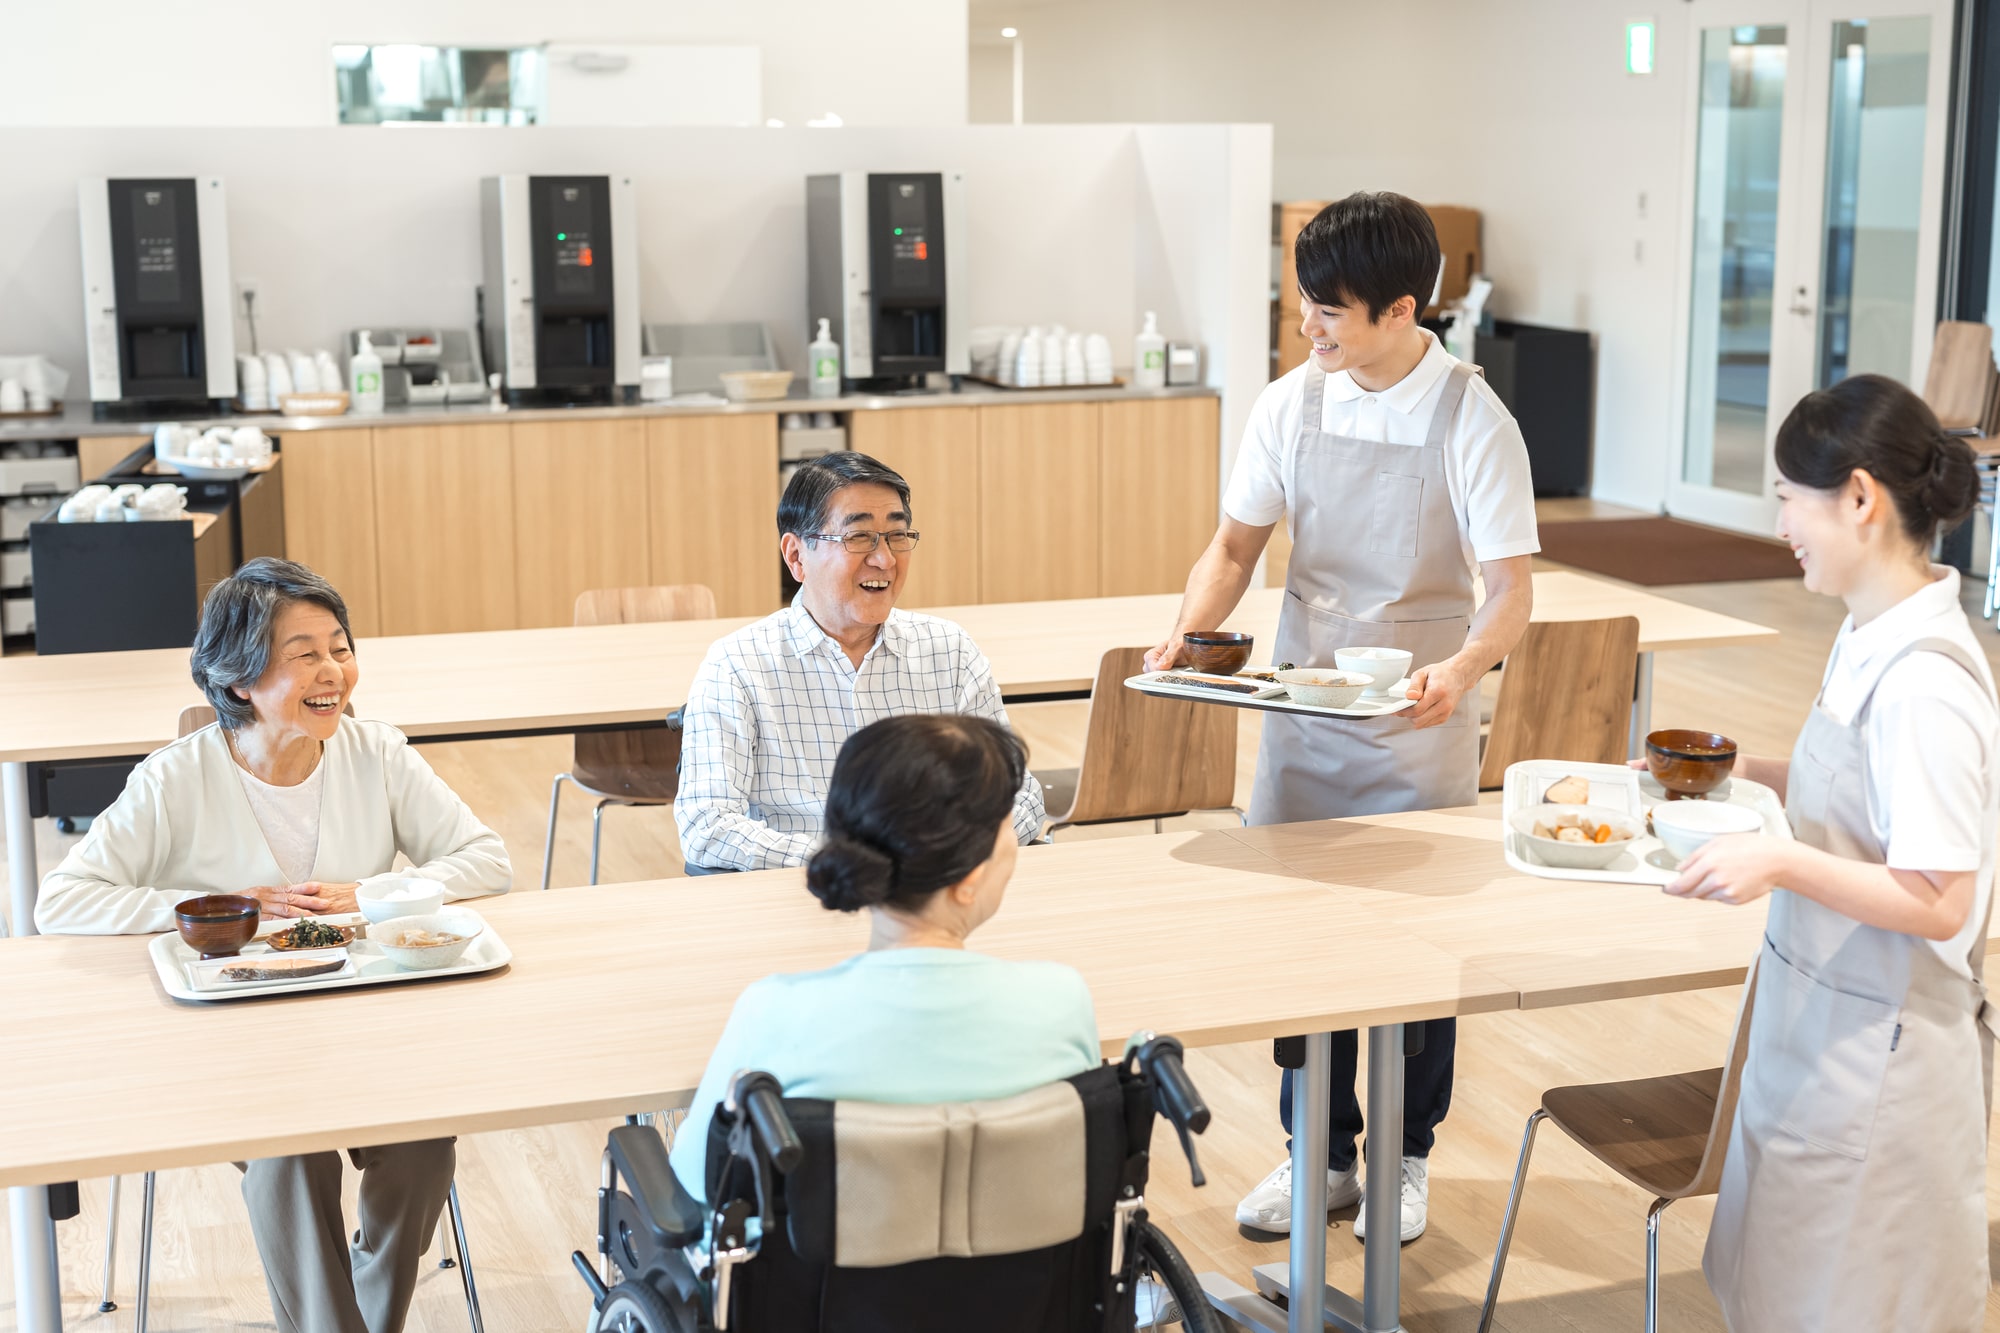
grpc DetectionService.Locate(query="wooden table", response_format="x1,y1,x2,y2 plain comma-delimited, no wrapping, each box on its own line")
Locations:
1,809,1781,1333
0,574,1776,939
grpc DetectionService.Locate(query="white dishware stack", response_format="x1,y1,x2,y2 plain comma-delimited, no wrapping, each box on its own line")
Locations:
0,380,23,413
263,351,295,400
1084,334,1114,384
287,351,320,395
996,330,1025,386
1039,327,1064,383
1063,333,1087,387
1015,326,1045,388
237,354,271,411
984,326,1121,387
57,484,111,523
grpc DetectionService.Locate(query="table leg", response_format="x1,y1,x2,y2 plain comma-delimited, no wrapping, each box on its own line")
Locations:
10,1185,64,1333
1361,1024,1405,1332
1628,653,1655,760
1289,1032,1331,1331
5,760,37,938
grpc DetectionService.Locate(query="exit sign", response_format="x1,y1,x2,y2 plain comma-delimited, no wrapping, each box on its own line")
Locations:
1627,19,1656,74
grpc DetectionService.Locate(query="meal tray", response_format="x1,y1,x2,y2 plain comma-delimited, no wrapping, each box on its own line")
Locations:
149,911,511,1003
1125,669,1417,719
1501,759,1790,886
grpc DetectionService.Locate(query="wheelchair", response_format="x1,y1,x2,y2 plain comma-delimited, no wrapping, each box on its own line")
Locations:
574,1033,1220,1332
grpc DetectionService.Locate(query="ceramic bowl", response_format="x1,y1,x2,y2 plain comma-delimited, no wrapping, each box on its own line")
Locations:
1508,805,1644,870
1182,630,1253,674
1275,668,1371,709
174,894,261,959
1646,729,1737,798
356,877,446,925
1651,800,1764,862
1333,646,1414,695
371,908,483,971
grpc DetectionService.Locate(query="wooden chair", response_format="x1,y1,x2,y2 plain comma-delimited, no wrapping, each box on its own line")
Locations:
1478,963,1758,1333
1478,616,1641,791
1036,646,1241,833
540,584,716,889
1918,321,2000,623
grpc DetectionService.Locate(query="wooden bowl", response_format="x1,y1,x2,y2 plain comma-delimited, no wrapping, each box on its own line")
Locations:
267,921,357,952
1183,631,1253,675
1645,729,1738,799
174,894,260,959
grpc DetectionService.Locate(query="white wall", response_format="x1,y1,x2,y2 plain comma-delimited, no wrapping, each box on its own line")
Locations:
0,0,968,130
0,125,1266,431
979,0,1696,512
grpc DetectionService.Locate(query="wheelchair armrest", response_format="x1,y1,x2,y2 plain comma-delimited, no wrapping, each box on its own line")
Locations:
608,1124,706,1248
666,705,686,731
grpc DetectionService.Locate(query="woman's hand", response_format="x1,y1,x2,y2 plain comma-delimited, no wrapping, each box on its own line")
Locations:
246,882,361,919
1665,834,1796,906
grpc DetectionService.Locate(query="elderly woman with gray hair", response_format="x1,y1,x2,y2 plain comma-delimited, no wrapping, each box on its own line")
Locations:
37,556,509,1333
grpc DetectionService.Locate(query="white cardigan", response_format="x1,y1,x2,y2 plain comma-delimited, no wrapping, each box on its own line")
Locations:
36,718,511,935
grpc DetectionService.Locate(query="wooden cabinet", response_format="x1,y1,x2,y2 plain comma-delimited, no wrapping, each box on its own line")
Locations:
511,419,652,628
372,423,517,635
1098,398,1220,597
978,403,1100,604
279,429,382,637
646,415,779,618
78,435,148,483
847,407,981,608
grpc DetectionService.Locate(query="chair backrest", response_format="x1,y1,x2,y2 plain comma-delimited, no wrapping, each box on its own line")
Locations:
1058,646,1238,825
571,585,716,780
1922,321,1997,433
710,1063,1143,1333
178,701,353,737
1683,955,1761,1198
1478,616,1640,791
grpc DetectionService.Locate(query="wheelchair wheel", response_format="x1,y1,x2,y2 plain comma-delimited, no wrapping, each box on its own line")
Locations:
1134,1219,1222,1333
591,1279,692,1333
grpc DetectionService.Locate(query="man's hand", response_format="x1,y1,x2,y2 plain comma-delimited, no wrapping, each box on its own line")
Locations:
1665,834,1794,906
1143,637,1186,673
1403,658,1478,729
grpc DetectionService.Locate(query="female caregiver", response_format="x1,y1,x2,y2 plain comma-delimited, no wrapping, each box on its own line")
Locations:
1669,375,1995,1330
1144,192,1539,1241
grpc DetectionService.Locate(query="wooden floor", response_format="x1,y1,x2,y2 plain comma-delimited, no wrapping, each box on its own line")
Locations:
8,498,2000,1330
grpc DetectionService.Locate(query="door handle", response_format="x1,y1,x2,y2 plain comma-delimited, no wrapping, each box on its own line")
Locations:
1788,285,1813,317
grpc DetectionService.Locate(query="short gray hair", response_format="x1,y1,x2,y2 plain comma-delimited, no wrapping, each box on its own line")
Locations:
778,451,913,538
190,558,354,730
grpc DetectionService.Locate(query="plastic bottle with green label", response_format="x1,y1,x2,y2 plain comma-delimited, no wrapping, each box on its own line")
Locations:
1133,311,1166,390
349,330,384,414
809,317,840,399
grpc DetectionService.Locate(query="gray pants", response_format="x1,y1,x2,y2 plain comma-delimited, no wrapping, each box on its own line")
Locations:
238,1138,455,1333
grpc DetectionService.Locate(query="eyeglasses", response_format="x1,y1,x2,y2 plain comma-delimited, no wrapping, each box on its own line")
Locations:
803,530,921,554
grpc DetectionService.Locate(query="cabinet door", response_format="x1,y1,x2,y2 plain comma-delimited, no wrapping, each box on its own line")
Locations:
511,419,652,628
280,428,382,637
646,415,779,617
977,403,1100,603
372,423,517,635
1098,398,1220,597
847,407,980,608
78,435,148,483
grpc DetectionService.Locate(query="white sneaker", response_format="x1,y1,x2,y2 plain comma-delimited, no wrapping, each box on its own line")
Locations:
1352,1155,1428,1243
1234,1156,1363,1232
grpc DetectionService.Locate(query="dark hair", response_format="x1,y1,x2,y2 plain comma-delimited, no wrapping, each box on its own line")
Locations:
778,451,913,540
1774,373,1979,543
807,714,1028,913
1296,192,1441,323
190,558,354,730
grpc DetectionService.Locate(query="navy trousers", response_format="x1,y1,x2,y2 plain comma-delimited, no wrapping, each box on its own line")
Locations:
1278,1018,1456,1170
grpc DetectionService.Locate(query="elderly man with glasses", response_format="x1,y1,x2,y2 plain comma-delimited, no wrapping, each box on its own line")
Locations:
675,451,1045,873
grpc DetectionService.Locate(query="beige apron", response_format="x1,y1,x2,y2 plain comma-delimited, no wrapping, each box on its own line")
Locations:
1247,362,1480,824
1704,637,1996,1331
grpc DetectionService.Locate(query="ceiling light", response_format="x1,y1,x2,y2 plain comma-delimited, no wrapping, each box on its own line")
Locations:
1001,27,1018,38
766,117,785,128
806,111,844,128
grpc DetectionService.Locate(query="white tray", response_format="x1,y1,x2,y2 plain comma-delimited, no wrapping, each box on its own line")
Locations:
1126,669,1417,719
1501,759,1790,886
149,911,512,1003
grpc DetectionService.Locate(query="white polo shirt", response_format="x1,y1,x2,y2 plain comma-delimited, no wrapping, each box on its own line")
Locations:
1223,329,1541,578
1816,566,1999,977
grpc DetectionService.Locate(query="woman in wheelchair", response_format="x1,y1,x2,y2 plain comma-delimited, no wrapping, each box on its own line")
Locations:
578,713,1220,1331
667,713,1101,1203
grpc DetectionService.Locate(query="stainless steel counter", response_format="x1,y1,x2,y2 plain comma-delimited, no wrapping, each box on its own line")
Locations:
0,383,1216,442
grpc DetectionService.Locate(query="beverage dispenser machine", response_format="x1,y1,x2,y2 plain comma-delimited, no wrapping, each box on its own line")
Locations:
807,171,967,389
480,174,640,404
78,177,238,418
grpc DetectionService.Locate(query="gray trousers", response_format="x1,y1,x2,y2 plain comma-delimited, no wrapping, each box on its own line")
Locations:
238,1138,455,1333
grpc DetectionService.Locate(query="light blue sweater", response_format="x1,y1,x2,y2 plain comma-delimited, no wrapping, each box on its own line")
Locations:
669,948,1101,1201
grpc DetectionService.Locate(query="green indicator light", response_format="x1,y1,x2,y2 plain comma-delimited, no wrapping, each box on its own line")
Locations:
557,232,567,240
893,227,903,235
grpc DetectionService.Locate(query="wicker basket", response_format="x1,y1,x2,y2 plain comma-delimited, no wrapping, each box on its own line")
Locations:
279,391,350,417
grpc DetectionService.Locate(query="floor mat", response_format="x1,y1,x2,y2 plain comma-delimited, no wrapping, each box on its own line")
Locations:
1534,517,1801,585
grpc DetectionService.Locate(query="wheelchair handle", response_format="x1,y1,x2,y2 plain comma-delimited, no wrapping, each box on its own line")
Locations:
728,1071,804,1175
1138,1036,1211,1135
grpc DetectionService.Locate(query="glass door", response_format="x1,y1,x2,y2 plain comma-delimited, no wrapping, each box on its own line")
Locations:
1669,0,1952,534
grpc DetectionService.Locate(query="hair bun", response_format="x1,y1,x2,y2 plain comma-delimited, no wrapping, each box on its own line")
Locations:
806,833,898,913
1924,433,1979,529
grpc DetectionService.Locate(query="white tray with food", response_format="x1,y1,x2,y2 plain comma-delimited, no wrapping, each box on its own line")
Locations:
1125,667,1418,719
1501,759,1789,886
150,908,510,1003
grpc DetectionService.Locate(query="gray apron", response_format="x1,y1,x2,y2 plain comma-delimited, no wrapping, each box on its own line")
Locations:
1704,637,1996,1331
1247,363,1481,825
